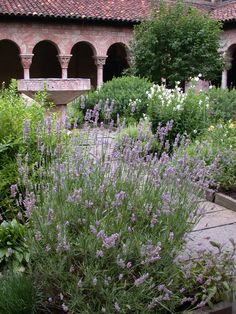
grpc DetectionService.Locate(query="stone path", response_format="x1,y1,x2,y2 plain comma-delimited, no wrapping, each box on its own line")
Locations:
187,201,236,251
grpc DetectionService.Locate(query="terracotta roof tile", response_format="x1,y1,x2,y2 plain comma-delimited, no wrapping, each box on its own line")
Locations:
0,0,152,22
211,2,236,22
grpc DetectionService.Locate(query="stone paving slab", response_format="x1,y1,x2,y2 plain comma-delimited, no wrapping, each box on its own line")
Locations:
202,201,225,213
187,202,236,252
188,223,236,251
194,208,236,231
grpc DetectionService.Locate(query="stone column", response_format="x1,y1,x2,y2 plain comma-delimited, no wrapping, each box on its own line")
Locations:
57,55,72,79
94,56,107,88
221,69,228,89
20,54,34,79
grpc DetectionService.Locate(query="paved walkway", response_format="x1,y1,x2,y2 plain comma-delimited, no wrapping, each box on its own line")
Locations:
187,201,236,251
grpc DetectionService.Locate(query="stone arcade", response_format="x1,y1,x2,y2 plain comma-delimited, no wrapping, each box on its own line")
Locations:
0,0,236,104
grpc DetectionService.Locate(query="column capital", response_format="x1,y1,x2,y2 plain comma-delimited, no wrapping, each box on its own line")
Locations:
94,56,107,67
57,54,72,69
20,54,34,69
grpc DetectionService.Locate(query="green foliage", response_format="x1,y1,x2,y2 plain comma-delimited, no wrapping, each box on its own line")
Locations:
71,76,152,122
0,81,45,216
147,82,208,141
132,0,223,86
67,102,84,126
187,121,236,189
208,87,236,122
0,219,29,272
116,118,160,153
177,240,236,310
0,273,42,314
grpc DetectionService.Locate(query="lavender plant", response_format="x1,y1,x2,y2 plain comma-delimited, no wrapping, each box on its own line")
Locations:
13,113,230,313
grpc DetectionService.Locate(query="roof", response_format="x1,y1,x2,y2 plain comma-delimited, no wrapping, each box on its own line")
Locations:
0,0,152,22
211,1,236,22
1,0,236,24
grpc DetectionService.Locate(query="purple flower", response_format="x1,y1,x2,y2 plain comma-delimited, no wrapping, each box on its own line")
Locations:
141,240,161,264
102,233,119,249
23,119,30,143
47,208,54,224
96,250,104,258
35,231,42,241
114,302,120,312
10,184,17,198
23,192,36,218
134,273,149,287
90,225,97,235
67,188,82,203
168,232,174,241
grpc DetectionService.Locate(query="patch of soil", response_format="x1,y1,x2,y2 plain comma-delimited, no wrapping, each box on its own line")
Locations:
218,187,236,200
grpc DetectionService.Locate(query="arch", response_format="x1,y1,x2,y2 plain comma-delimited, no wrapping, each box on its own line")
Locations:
103,42,130,82
30,40,61,78
0,39,24,87
68,41,97,88
226,44,236,88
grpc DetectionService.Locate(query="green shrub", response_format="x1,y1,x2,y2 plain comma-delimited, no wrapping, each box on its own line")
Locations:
67,103,84,127
0,273,42,314
71,76,152,123
147,81,209,142
0,81,45,216
0,219,29,272
186,120,236,189
208,87,236,122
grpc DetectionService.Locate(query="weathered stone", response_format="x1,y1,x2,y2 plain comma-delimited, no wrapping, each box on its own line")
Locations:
215,193,236,212
18,78,90,105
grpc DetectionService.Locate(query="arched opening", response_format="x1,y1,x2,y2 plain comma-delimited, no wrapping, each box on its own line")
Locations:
68,42,97,88
103,43,129,82
227,44,236,88
0,39,23,87
30,41,61,78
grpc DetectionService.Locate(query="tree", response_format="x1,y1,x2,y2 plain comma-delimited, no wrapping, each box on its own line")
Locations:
131,1,223,87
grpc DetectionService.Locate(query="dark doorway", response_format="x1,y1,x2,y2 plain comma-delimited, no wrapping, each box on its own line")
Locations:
68,42,97,88
227,44,236,88
30,41,61,78
0,40,23,87
103,43,129,82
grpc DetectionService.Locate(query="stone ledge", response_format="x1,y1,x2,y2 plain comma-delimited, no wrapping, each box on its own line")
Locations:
215,193,236,212
17,78,91,105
